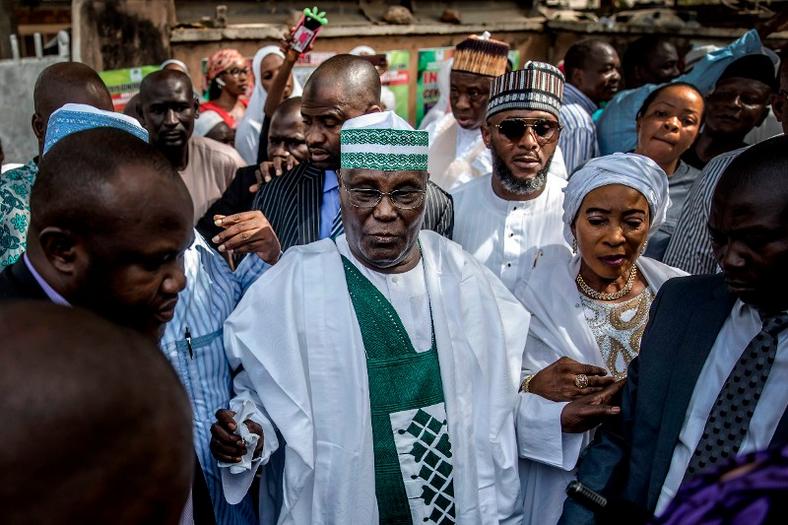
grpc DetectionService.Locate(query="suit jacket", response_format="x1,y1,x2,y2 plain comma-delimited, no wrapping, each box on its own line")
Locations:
560,274,788,524
252,161,455,252
0,259,217,525
0,257,48,300
196,164,258,243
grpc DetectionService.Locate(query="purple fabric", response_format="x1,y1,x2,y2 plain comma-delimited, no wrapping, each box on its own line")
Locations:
653,445,788,525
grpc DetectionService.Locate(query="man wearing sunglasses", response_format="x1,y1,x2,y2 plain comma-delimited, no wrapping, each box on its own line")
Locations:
452,62,570,293
213,111,528,523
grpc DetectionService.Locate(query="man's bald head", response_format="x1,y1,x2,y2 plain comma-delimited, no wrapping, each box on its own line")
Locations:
300,55,382,170
303,54,381,111
139,69,194,104
0,301,193,525
710,135,788,312
32,62,113,152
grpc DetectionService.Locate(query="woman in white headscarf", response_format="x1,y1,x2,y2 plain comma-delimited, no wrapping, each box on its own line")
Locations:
513,152,687,525
235,45,302,164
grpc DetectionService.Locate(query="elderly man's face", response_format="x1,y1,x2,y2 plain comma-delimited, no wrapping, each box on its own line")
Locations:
139,76,198,149
339,168,427,272
450,71,492,130
709,181,788,311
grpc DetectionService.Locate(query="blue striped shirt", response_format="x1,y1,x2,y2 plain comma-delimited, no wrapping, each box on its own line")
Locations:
162,232,269,525
559,84,599,176
662,148,744,274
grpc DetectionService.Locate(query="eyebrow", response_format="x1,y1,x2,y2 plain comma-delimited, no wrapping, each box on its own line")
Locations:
585,207,647,215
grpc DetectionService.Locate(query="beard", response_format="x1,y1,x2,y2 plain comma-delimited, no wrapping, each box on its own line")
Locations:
491,147,553,197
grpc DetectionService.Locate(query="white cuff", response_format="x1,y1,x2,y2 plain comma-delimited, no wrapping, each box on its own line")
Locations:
516,393,587,471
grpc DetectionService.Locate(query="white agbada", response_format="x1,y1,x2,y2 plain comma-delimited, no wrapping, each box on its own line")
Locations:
427,114,569,191
512,250,686,525
451,173,568,293
221,230,529,525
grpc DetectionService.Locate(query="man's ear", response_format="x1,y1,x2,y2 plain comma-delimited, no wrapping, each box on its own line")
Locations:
754,104,770,128
569,69,583,89
38,227,85,276
772,92,786,124
480,121,492,149
31,113,45,142
193,96,200,118
366,104,383,115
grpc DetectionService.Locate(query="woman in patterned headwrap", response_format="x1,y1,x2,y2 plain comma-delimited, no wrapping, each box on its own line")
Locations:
196,48,249,141
513,152,687,525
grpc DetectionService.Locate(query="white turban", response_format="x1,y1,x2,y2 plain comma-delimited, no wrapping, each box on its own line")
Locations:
562,152,669,244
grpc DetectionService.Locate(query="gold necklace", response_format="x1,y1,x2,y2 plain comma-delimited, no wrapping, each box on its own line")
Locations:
576,265,638,301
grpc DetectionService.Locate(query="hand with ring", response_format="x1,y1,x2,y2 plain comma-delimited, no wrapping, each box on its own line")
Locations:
527,357,616,402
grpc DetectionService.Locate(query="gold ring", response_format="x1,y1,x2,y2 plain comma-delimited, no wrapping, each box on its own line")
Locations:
575,374,589,389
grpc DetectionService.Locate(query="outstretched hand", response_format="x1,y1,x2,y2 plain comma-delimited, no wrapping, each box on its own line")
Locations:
560,379,626,434
211,211,282,264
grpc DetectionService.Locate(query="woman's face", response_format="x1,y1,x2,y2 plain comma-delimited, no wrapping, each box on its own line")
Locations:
220,57,249,97
573,184,650,281
259,53,293,98
636,85,703,170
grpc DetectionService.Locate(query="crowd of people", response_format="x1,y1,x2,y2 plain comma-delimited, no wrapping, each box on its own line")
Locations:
0,16,786,525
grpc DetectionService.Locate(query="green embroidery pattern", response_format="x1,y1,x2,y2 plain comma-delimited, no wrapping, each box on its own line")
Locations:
399,409,456,524
341,128,429,147
341,152,428,172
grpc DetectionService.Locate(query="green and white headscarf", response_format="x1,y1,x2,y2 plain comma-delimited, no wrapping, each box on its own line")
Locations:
340,111,429,172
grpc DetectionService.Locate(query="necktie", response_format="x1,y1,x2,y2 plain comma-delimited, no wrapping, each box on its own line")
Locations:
330,208,344,238
684,310,788,479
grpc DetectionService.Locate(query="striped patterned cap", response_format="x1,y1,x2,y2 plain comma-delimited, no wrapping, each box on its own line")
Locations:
486,61,565,120
340,111,429,172
452,32,510,77
44,103,149,156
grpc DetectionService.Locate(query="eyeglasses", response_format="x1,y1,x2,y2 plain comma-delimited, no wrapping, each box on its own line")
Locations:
493,118,561,144
343,187,426,210
222,67,249,77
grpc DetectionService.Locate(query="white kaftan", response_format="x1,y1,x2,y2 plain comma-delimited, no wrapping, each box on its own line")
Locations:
451,173,568,294
222,230,529,524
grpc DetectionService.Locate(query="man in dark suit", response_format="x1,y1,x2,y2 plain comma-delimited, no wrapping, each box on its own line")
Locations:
253,54,454,252
560,135,788,524
0,127,217,525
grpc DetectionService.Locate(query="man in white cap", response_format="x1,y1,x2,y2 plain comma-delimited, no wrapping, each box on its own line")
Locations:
211,111,528,524
452,62,570,293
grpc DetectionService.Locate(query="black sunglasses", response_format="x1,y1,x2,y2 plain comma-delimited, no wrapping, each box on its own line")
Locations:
493,118,561,144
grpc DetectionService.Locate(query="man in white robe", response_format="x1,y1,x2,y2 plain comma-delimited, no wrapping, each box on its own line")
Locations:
211,111,529,524
453,62,570,293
